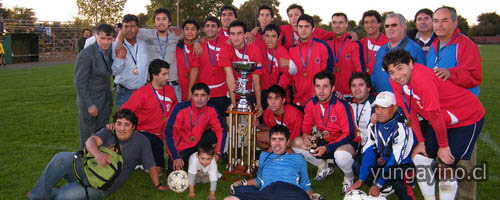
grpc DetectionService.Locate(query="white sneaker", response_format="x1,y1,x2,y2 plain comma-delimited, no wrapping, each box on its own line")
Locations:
380,185,394,197
135,165,144,170
342,179,354,194
314,167,333,181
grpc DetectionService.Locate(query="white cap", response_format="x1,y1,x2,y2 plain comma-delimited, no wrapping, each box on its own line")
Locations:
372,91,396,107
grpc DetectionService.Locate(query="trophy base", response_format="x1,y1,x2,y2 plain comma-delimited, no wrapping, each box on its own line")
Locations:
224,167,255,182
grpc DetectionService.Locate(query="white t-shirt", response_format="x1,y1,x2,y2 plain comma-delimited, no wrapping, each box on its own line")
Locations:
188,152,220,182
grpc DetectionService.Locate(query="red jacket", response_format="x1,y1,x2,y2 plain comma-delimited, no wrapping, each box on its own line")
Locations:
196,37,232,98
176,40,199,101
229,41,264,92
263,104,303,141
302,96,360,152
390,63,485,147
289,37,334,106
327,33,362,95
164,101,227,160
280,24,334,49
121,84,178,139
260,45,293,91
359,34,389,75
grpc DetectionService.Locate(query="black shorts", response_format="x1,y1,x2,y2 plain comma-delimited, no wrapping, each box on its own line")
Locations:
139,131,165,168
316,139,359,159
234,181,310,200
209,96,231,117
423,117,484,166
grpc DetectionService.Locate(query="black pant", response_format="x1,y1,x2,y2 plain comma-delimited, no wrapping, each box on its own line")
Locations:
166,130,218,174
139,131,165,169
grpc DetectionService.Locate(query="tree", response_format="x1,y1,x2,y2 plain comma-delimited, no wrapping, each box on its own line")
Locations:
237,0,285,31
7,6,37,21
76,0,127,25
146,0,233,27
137,13,149,27
469,12,500,36
457,15,469,35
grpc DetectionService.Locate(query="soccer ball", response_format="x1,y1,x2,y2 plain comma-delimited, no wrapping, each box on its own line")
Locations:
167,170,189,193
343,190,367,200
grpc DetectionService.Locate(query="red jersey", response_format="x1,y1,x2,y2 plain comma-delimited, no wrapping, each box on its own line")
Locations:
280,24,334,49
164,102,227,160
390,63,485,148
327,33,362,95
196,37,232,98
218,28,230,39
121,83,178,140
176,40,199,101
289,38,334,106
230,41,264,91
263,104,303,141
359,34,388,75
302,96,360,152
260,45,293,91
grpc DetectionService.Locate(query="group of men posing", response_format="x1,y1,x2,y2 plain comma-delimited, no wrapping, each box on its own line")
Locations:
30,3,484,200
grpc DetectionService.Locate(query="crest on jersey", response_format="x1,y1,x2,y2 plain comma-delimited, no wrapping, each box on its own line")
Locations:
315,58,320,64
331,116,337,122
345,54,351,60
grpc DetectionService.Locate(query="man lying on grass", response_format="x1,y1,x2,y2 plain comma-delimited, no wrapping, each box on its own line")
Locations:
29,109,168,200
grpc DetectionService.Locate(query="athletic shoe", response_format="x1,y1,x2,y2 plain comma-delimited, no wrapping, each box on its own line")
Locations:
342,179,354,194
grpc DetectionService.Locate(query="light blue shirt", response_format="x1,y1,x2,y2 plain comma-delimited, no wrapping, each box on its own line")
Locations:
112,38,149,90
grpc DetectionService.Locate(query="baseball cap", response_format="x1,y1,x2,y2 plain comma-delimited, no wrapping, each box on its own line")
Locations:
372,91,396,107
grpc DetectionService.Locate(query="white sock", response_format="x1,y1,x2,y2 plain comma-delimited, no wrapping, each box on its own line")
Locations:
413,154,436,200
292,147,326,167
439,179,457,200
334,150,354,181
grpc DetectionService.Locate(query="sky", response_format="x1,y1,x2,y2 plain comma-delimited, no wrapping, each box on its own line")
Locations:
2,0,499,25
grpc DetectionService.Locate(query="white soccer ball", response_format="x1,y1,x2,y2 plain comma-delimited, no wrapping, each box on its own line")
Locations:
167,170,189,193
343,189,368,200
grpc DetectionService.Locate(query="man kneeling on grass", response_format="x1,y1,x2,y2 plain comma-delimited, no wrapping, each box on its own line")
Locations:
225,125,323,200
29,109,168,200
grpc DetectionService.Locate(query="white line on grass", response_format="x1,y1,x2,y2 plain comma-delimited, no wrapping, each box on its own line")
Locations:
479,131,500,155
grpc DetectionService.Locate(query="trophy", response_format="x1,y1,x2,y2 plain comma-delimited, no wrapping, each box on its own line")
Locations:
309,131,323,154
232,61,257,112
224,61,258,181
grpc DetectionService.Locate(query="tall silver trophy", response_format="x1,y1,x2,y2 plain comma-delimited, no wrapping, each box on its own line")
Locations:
232,61,257,112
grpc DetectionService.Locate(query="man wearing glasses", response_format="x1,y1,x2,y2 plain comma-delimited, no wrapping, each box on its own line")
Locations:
370,13,425,93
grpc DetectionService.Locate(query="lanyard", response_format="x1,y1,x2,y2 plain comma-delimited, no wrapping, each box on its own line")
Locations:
365,34,381,64
156,32,169,60
298,40,314,69
152,85,166,114
375,122,396,158
333,38,347,64
239,41,247,61
402,86,412,115
183,45,190,71
435,33,461,67
190,107,204,131
207,37,219,67
123,42,139,66
100,51,110,69
293,32,298,45
265,48,277,75
274,110,285,125
320,103,333,127
355,101,367,128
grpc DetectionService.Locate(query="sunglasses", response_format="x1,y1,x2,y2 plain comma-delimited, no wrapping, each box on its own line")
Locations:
384,23,399,28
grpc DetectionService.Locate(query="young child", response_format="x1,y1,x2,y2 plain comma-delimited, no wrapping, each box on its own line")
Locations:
187,144,221,200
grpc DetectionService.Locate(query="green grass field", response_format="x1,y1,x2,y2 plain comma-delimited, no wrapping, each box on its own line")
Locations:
1,45,499,199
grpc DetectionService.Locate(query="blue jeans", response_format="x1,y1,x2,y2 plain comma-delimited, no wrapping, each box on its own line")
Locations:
30,152,106,200
172,84,182,103
115,87,134,110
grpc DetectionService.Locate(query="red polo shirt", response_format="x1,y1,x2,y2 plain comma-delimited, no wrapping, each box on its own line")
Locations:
263,104,303,141
359,34,388,75
175,40,199,101
327,33,362,95
196,37,232,98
